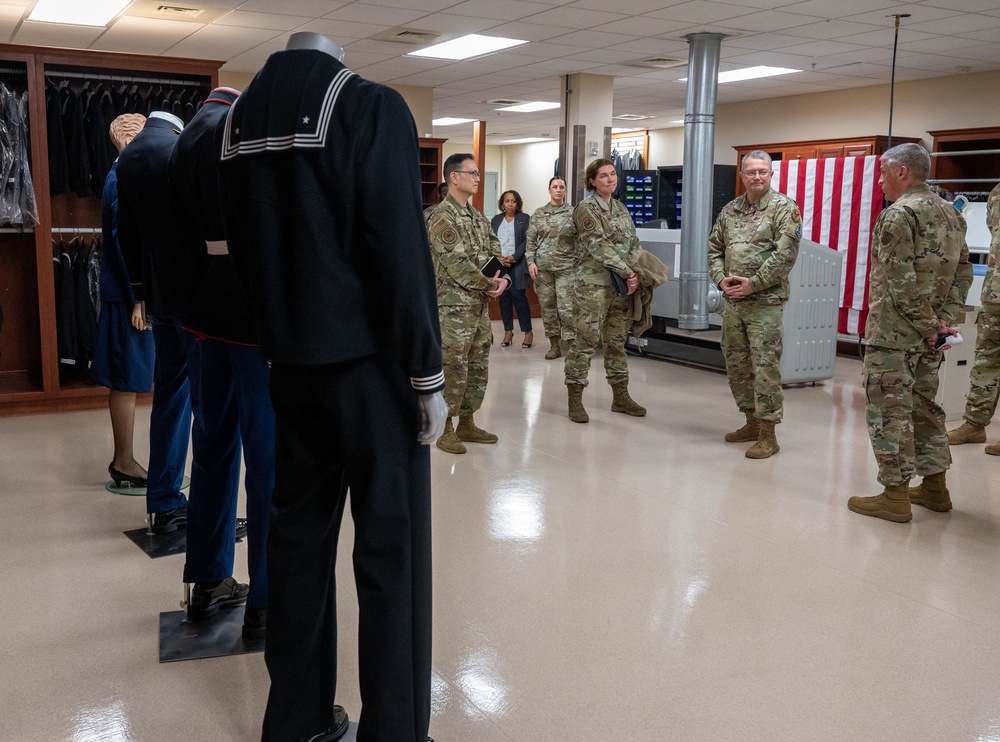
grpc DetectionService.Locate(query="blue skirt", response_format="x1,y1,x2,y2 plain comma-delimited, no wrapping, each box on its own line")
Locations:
90,301,155,392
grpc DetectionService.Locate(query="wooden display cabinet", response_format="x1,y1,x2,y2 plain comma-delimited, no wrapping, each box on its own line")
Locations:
732,135,921,196
0,43,221,415
928,127,1000,195
418,137,447,209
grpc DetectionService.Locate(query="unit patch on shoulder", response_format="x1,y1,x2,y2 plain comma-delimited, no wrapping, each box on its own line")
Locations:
441,227,459,246
581,216,597,232
791,207,801,222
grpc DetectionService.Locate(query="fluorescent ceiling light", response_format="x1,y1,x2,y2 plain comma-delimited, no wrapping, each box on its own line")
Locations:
671,120,685,124
29,0,131,26
433,117,474,126
408,34,528,61
499,137,554,144
680,66,800,84
496,101,560,113
612,128,643,134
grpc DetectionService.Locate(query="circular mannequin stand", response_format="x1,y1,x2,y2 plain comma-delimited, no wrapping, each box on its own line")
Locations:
106,475,190,496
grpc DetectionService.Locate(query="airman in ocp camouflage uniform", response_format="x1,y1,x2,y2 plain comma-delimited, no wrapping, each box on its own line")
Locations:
848,143,972,523
426,154,508,454
526,176,578,360
709,150,801,459
947,180,1000,452
563,158,645,423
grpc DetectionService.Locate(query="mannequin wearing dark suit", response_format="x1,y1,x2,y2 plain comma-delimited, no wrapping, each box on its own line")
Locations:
116,112,193,523
218,32,445,742
170,87,274,633
490,209,533,336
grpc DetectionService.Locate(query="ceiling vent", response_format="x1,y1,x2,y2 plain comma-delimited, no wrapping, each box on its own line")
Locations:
371,28,445,45
154,5,203,18
125,1,226,23
613,113,654,121
624,56,686,70
485,98,527,107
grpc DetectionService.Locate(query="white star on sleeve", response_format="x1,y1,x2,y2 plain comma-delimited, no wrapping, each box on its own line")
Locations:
303,116,310,124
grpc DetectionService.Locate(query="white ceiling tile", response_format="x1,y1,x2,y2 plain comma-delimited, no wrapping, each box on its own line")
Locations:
784,0,901,19
908,12,1000,35
521,6,628,30
238,0,348,14
166,24,280,59
722,32,810,51
13,20,104,48
843,4,962,27
547,29,641,49
600,15,690,37
609,38,690,55
779,19,887,41
568,0,688,11
483,20,577,42
0,3,23,20
645,0,753,25
94,17,199,55
441,0,553,22
215,10,311,30
929,0,1000,11
827,27,937,48
778,39,869,57
293,18,387,41
721,9,827,33
400,12,501,34
322,3,426,24
355,0,456,10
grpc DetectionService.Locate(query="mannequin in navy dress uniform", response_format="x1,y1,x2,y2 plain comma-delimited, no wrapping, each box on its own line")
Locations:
219,31,445,742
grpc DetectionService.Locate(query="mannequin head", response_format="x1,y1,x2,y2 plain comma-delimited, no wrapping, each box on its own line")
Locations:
285,32,345,62
109,113,146,153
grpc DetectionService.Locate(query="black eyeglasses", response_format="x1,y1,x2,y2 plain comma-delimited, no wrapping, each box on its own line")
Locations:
455,170,481,178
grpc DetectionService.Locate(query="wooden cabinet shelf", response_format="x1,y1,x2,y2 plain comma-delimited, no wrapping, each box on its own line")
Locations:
418,137,447,209
0,43,221,416
928,127,1000,195
732,135,920,196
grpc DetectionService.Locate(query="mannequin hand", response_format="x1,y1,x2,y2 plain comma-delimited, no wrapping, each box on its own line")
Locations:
131,303,148,331
417,391,448,444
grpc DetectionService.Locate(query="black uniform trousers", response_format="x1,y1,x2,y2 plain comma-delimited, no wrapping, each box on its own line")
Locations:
262,351,432,742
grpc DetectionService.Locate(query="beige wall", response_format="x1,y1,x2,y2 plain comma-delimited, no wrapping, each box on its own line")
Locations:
500,141,560,213
218,69,255,91
647,69,1000,168
388,84,433,136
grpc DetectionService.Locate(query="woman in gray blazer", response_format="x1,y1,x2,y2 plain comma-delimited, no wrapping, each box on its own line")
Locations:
490,190,533,347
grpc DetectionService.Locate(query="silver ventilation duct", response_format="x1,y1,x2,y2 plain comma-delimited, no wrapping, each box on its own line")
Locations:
677,32,724,330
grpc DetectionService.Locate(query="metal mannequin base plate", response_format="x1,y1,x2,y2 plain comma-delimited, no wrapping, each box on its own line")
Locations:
124,526,187,558
158,609,264,662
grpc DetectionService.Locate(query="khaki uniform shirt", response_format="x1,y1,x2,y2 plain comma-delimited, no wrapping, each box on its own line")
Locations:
866,183,973,349
526,202,578,272
427,194,502,307
708,188,802,301
979,182,1000,308
573,194,640,286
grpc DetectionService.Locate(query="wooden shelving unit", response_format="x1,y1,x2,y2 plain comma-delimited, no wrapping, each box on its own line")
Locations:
0,43,221,415
418,137,447,209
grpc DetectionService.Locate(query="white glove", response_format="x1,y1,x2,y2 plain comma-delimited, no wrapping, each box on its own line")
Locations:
417,391,448,444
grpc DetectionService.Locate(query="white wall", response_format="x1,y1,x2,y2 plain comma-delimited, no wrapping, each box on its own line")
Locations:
500,141,560,213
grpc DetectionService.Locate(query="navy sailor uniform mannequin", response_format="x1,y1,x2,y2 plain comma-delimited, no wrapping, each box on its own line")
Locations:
218,32,446,742
169,87,275,633
116,110,194,526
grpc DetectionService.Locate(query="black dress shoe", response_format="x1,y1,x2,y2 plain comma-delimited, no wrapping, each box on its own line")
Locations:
235,517,247,539
242,606,266,641
109,463,146,488
151,504,187,534
187,577,249,621
298,706,350,741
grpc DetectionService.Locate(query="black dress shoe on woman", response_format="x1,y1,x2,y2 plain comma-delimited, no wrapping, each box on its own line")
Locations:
109,463,147,488
151,505,187,534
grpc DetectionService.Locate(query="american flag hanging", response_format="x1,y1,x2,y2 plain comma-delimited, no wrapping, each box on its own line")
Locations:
771,155,884,336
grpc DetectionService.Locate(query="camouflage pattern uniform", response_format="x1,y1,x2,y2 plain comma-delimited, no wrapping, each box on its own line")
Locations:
564,194,640,387
427,195,503,417
961,183,1000,426
708,187,801,422
526,202,578,341
864,183,972,485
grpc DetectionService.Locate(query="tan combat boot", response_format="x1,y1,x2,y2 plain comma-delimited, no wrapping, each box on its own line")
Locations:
745,420,779,459
456,414,498,444
725,411,760,443
847,482,912,523
610,381,646,416
947,420,986,445
909,471,952,512
986,441,1000,456
435,418,466,455
545,336,561,360
567,384,589,423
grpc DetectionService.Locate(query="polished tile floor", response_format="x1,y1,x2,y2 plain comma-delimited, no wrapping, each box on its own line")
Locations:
4,322,1000,742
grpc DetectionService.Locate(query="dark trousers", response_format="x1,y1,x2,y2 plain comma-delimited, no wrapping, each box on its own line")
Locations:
146,319,192,515
261,353,432,742
499,284,532,332
183,338,274,606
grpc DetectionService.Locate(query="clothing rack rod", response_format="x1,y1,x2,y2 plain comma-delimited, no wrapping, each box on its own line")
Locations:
52,227,101,234
49,70,202,88
0,227,34,233
927,178,1000,184
0,66,27,75
931,149,1000,157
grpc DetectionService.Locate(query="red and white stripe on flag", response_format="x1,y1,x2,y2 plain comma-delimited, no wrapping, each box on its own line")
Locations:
771,155,884,336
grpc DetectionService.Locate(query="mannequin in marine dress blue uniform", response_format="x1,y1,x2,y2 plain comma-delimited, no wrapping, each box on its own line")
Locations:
218,32,445,742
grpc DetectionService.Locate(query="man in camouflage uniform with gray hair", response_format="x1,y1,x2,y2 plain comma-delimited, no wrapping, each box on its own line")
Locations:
947,179,1000,453
427,153,508,454
848,142,972,523
709,150,801,459
526,176,578,360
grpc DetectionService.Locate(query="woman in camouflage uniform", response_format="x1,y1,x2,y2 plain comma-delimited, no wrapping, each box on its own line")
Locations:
564,158,645,423
526,176,578,360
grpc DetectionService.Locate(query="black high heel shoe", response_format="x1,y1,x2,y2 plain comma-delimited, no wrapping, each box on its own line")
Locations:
109,463,147,488
522,331,533,349
501,331,513,347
